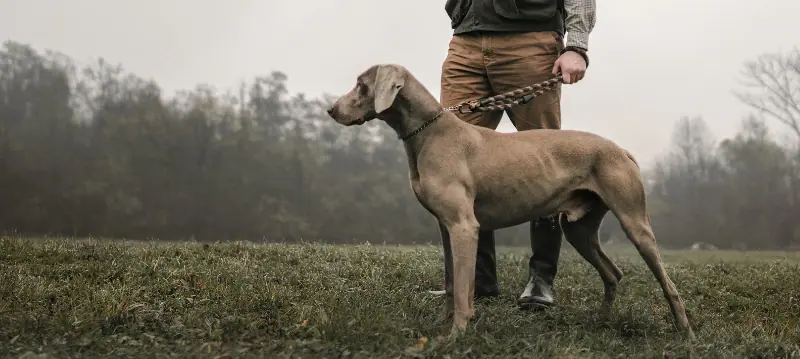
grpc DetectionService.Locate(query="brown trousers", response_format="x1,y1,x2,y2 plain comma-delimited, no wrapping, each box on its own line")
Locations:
439,31,565,295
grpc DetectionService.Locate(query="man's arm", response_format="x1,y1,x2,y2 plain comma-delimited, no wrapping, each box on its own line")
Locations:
552,0,595,83
563,0,596,51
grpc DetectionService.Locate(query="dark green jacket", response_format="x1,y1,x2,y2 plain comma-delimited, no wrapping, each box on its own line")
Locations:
445,0,565,35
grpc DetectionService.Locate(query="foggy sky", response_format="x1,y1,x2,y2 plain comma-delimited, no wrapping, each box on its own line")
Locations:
2,0,799,165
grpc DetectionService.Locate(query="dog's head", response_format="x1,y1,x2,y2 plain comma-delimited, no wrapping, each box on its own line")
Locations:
326,64,406,126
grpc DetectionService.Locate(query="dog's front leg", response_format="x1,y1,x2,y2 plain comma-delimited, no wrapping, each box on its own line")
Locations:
445,217,479,339
437,221,455,323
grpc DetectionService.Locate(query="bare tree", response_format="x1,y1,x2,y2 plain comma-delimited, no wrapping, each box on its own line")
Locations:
735,48,800,141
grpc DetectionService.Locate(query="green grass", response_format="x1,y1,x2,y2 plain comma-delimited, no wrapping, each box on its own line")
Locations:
1,237,799,358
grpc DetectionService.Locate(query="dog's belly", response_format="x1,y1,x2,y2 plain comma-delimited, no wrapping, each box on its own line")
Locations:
472,193,562,230
466,143,597,230
469,168,593,230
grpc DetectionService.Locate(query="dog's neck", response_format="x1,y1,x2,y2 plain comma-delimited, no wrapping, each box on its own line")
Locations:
378,73,451,146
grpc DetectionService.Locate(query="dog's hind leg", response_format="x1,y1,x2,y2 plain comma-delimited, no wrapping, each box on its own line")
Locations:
598,162,695,339
560,206,622,311
597,241,624,284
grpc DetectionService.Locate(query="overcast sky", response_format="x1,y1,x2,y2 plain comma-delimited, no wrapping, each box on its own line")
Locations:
2,0,798,165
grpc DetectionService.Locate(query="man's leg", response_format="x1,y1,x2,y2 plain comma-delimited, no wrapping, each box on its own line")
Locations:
484,30,565,308
437,33,505,299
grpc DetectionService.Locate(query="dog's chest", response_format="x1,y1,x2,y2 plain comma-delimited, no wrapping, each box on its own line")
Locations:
409,179,437,216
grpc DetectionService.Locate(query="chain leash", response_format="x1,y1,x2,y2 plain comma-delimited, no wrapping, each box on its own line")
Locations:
443,75,563,114
399,75,564,141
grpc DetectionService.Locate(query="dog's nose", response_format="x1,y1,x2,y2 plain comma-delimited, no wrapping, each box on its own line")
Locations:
326,107,334,116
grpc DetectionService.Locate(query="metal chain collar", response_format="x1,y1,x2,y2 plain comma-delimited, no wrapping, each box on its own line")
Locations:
444,75,563,114
399,110,444,141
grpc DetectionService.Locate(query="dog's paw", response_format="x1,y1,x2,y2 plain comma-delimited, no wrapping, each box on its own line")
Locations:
684,328,697,342
447,323,466,341
436,304,454,324
600,302,614,316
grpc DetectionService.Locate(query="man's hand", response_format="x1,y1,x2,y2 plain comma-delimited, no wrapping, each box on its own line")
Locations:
552,51,587,84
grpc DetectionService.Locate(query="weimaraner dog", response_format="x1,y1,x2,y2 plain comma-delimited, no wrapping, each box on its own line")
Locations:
326,64,695,340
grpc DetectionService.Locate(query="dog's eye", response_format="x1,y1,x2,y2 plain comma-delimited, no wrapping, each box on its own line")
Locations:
356,81,367,94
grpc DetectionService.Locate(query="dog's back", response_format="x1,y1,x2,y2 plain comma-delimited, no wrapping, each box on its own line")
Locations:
472,126,633,166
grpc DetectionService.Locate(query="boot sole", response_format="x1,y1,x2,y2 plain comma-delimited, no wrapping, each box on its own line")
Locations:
517,298,554,311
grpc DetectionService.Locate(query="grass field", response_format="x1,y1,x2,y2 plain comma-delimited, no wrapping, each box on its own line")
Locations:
1,237,800,358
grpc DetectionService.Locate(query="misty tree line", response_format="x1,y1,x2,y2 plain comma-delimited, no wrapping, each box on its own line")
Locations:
1,41,798,249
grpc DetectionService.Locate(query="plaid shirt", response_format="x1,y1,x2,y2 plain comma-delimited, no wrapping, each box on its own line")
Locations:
564,0,596,50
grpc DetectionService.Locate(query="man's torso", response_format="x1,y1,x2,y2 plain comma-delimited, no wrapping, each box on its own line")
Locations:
446,0,565,35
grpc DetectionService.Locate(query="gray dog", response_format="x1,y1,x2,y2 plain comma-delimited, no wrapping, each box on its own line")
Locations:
326,64,695,340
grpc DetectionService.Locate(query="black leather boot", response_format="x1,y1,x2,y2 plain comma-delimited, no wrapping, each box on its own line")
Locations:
473,229,501,298
517,217,562,310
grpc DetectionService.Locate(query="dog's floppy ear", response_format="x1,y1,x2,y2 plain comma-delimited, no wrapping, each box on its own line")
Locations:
373,65,405,114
